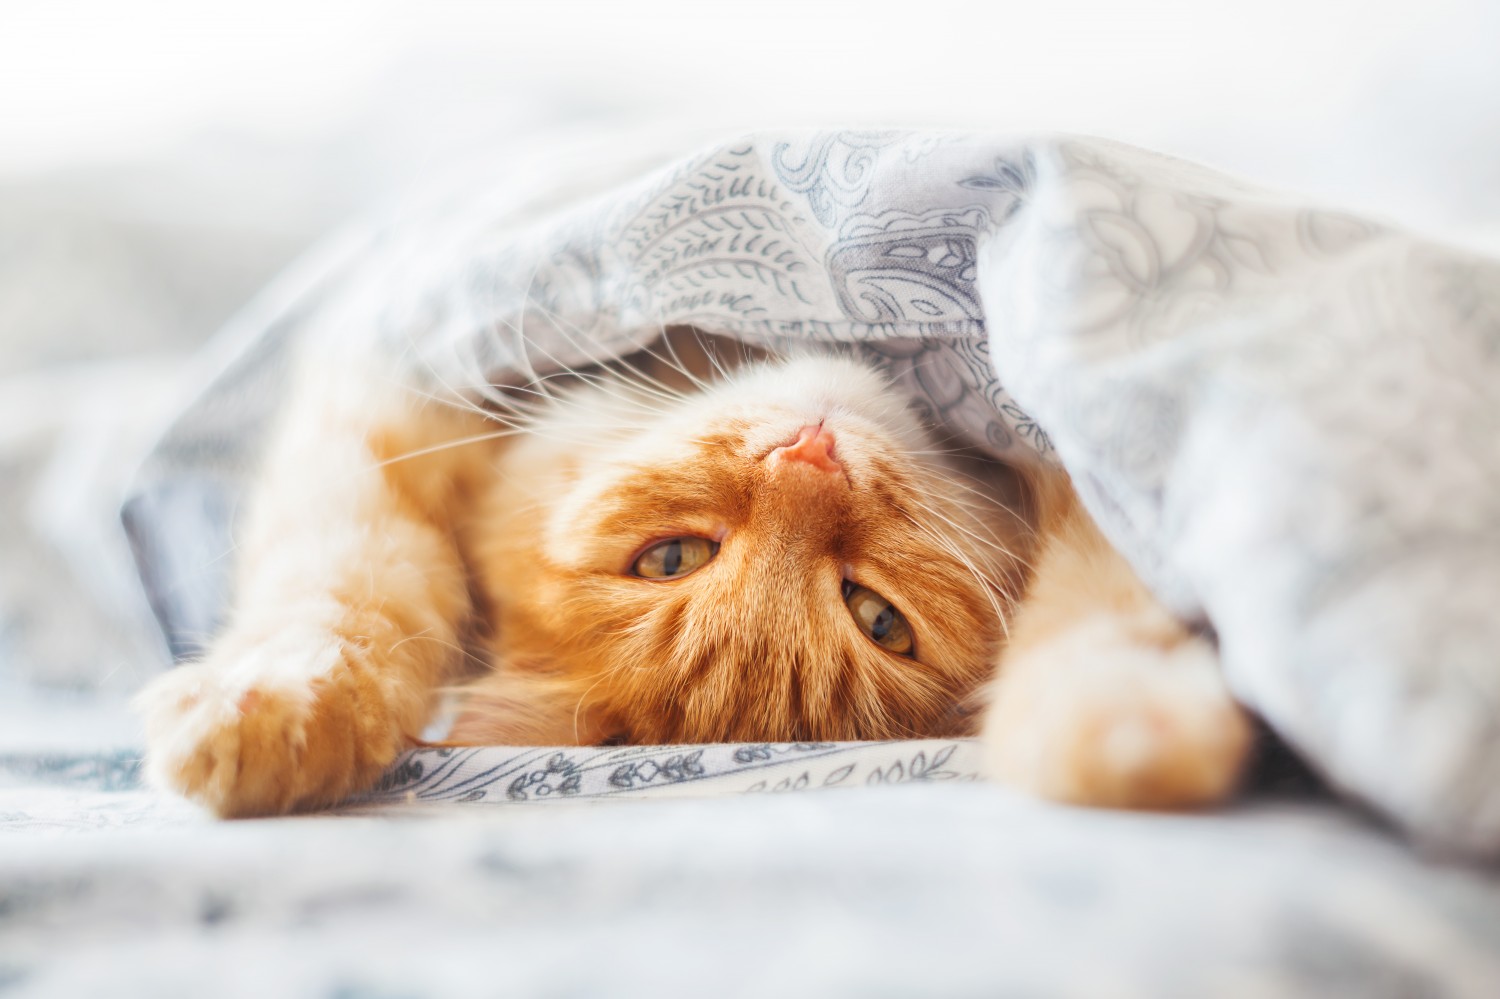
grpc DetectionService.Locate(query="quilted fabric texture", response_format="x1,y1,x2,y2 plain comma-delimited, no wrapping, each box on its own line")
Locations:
124,131,1500,855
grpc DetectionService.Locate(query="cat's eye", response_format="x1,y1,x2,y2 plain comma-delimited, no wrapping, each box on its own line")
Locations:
844,583,914,656
632,537,718,579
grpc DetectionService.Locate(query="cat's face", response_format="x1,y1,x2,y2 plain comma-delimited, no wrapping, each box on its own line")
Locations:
461,351,1032,745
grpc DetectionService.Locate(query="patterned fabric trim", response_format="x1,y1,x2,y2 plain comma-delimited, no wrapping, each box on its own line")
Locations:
355,740,981,805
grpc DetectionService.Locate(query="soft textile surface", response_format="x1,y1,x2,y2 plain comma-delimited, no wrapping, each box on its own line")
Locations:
124,131,1500,854
4,731,1500,998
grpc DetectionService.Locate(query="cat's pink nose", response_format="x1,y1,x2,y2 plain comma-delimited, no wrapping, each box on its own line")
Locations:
771,424,841,474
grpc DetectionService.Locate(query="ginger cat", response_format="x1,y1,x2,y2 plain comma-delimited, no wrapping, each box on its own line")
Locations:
136,330,1251,817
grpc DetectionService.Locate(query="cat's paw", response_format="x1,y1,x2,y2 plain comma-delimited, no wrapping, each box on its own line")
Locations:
981,617,1252,810
135,636,408,817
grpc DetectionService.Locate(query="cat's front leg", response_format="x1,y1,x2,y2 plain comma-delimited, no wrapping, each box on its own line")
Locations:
981,474,1253,809
135,360,492,817
137,613,445,817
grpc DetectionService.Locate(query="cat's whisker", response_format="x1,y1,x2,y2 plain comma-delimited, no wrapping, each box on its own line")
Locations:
473,381,670,429
495,381,680,427
591,314,716,398
371,427,531,469
906,488,1033,563
546,356,686,410
378,374,498,422
923,540,1023,640
383,316,519,424
935,478,1032,531
387,631,493,674
657,324,761,395
907,498,1031,572
488,343,685,416
569,670,615,744
657,326,718,392
503,294,694,408
352,377,612,458
480,308,671,416
940,503,1030,561
901,511,1015,641
913,460,1033,521
609,309,755,400
914,473,1010,516
485,253,575,410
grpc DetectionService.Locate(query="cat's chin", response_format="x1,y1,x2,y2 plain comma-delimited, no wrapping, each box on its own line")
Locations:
703,354,935,464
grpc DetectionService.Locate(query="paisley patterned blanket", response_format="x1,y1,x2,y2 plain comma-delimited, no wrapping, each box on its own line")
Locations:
123,131,1500,859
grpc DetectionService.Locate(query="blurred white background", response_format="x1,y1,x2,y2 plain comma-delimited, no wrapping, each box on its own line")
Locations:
1,0,1497,697
4,0,1499,367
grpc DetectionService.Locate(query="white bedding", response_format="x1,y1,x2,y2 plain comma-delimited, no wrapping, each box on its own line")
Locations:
4,729,1499,998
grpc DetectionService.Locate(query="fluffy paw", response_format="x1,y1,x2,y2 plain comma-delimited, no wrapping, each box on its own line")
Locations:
135,636,408,817
981,617,1252,810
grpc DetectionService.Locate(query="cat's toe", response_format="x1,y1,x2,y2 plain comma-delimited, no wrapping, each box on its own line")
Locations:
136,662,259,814
981,618,1252,810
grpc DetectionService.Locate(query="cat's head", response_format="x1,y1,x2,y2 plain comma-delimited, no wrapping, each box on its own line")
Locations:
455,344,1033,745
